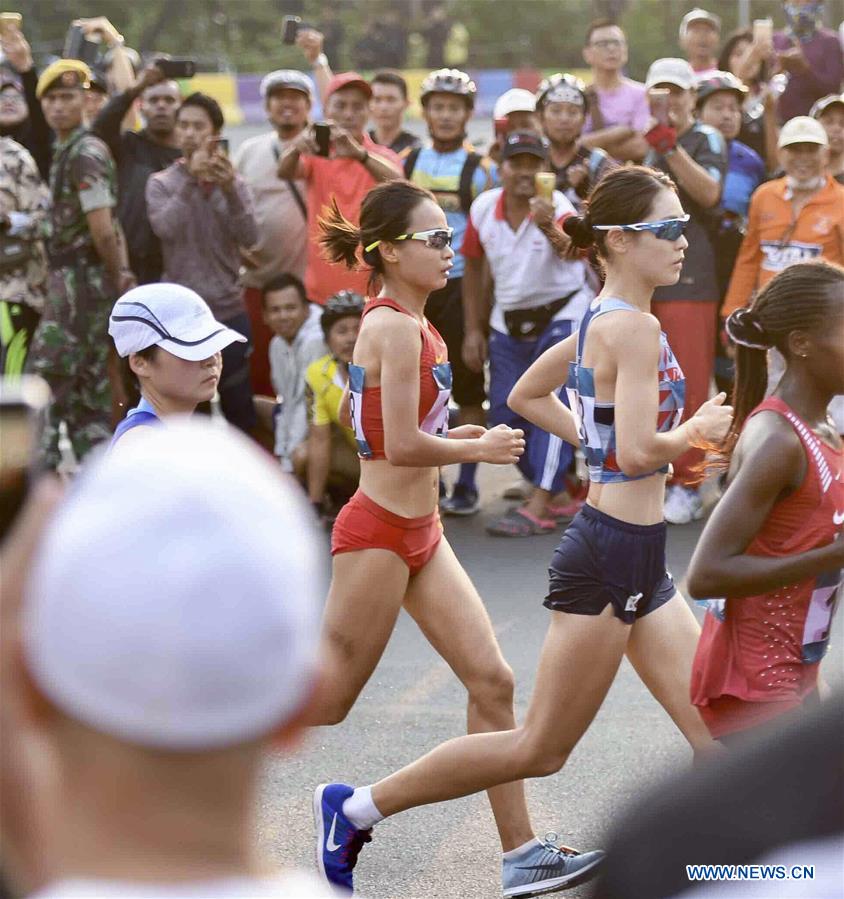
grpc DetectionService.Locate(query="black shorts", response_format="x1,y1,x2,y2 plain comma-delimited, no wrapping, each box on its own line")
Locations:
424,276,486,408
545,504,676,624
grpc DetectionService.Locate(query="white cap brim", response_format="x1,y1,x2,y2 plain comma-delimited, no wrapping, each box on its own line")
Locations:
158,324,247,361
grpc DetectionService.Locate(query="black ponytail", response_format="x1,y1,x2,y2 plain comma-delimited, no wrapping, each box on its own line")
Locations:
722,260,844,456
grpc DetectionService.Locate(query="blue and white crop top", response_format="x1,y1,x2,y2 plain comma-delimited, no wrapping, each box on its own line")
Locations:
565,297,685,484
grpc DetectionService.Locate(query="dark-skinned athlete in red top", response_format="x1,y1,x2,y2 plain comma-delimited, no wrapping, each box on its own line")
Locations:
689,260,844,744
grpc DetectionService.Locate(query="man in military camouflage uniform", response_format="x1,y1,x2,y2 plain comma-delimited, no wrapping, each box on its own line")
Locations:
27,60,134,467
0,136,50,376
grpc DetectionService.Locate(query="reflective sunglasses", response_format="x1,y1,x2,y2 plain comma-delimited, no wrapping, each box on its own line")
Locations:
592,215,690,241
366,228,454,253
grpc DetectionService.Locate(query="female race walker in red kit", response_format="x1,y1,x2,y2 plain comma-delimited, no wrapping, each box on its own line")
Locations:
689,260,844,744
311,180,605,897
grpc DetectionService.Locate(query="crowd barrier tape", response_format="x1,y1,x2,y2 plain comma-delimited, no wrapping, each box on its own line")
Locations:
178,67,594,126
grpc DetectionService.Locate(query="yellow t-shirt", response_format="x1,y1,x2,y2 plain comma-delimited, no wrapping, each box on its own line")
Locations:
305,354,356,450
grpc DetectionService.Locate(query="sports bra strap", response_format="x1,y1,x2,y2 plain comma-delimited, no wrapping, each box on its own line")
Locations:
576,297,639,361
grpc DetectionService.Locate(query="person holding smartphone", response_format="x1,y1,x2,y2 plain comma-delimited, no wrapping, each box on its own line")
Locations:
276,72,401,305
772,0,843,122
462,132,594,536
642,57,728,525
146,92,259,436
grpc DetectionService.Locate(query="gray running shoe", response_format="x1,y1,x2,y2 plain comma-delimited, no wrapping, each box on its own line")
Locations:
502,833,605,897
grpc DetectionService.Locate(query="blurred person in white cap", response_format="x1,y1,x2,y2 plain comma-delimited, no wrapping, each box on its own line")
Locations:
488,88,538,163
679,8,722,79
643,56,728,524
724,115,844,318
811,93,844,184
4,420,334,898
108,283,246,447
234,69,312,398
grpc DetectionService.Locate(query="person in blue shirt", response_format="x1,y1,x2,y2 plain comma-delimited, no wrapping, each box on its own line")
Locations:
404,68,497,515
108,282,247,447
696,71,766,393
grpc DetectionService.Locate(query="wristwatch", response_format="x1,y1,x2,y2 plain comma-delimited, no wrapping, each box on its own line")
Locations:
313,53,328,68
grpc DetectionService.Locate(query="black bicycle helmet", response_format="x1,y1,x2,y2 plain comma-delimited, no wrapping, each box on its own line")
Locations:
321,290,365,339
535,73,586,110
420,68,477,108
695,71,748,109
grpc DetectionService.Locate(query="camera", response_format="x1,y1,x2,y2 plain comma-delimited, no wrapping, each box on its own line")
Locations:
63,24,102,68
154,57,197,79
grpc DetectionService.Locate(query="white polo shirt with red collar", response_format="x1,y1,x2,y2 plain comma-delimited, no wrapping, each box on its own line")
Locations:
462,187,593,334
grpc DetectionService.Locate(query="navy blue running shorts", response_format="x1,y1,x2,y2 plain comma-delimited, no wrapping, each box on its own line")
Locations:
544,504,676,624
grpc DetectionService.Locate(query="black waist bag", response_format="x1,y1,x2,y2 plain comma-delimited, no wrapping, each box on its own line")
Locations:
503,287,581,340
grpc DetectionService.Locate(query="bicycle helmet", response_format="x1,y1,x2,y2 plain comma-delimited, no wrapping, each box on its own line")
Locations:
320,290,365,339
420,68,477,108
695,71,748,109
535,73,586,110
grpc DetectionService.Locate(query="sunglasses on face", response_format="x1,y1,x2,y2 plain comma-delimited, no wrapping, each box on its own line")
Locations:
366,228,455,253
593,215,690,241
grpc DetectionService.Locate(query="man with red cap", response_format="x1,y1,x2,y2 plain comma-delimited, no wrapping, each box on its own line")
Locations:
277,72,401,304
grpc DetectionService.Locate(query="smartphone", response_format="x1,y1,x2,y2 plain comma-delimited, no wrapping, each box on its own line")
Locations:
282,15,301,44
648,88,671,127
753,18,773,44
0,12,22,34
0,376,50,542
155,57,196,79
215,137,229,157
313,122,331,157
534,172,556,201
63,24,101,67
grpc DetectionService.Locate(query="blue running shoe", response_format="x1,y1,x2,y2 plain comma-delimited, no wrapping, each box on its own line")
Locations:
502,833,605,897
314,783,372,894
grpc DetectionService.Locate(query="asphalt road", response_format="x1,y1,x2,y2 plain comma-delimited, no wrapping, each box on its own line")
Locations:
257,468,844,899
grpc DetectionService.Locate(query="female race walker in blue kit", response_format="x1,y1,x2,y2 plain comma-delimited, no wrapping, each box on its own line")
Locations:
315,166,734,898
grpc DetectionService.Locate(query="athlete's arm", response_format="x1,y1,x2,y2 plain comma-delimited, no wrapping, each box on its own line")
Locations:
613,313,730,476
378,313,522,467
688,415,844,598
507,332,580,446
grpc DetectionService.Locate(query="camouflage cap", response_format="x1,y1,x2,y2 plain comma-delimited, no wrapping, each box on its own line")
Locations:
36,59,92,99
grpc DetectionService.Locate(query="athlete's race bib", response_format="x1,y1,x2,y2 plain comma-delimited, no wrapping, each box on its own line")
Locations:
420,362,452,438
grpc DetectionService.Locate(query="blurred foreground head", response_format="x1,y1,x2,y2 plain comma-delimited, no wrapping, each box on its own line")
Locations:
22,419,325,753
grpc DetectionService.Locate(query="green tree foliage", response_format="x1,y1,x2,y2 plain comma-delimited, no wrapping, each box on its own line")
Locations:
16,0,844,78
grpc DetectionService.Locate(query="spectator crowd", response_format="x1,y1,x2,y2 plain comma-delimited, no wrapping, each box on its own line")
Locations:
2,0,843,529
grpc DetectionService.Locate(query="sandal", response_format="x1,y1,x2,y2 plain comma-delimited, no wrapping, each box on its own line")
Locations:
486,507,557,537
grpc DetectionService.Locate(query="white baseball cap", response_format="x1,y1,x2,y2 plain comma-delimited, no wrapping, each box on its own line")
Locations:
778,115,829,148
679,8,721,39
23,420,325,751
109,283,247,361
259,69,313,100
645,57,696,91
494,88,536,119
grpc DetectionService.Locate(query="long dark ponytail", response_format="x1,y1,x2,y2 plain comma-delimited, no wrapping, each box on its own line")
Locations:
723,260,844,455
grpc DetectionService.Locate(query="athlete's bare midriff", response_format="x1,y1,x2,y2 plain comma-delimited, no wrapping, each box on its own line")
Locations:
586,472,669,527
358,460,440,519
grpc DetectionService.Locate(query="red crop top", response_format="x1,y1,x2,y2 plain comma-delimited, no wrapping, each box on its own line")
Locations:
348,298,452,461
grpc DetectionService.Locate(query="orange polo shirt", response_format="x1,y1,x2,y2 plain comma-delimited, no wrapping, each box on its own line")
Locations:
300,135,401,304
723,176,844,316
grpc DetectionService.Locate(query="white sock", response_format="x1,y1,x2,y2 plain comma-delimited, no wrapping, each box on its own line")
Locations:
342,786,384,830
502,837,541,861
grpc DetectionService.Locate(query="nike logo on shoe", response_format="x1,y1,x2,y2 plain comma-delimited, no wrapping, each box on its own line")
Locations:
515,863,568,873
326,813,342,852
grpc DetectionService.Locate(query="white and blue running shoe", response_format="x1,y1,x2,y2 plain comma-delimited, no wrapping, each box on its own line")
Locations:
502,833,605,897
314,783,372,894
